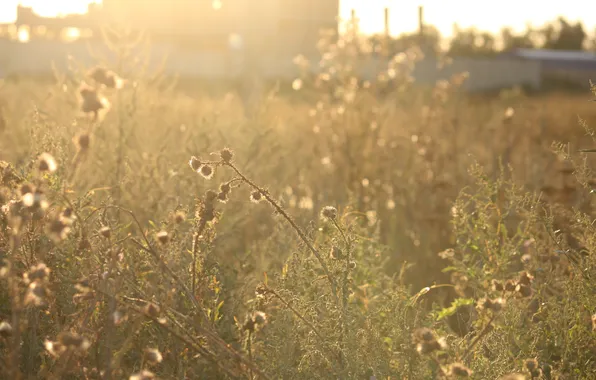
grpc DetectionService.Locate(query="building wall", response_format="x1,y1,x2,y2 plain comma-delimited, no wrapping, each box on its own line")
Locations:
0,39,542,92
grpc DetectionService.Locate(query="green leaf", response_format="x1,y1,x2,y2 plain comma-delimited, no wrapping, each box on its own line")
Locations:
436,298,474,321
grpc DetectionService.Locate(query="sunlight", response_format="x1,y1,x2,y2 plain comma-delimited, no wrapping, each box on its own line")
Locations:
17,25,30,43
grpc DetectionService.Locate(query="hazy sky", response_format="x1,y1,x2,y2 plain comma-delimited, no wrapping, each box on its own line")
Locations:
0,0,594,37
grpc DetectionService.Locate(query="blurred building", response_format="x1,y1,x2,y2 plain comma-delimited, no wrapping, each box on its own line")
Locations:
504,48,596,87
99,0,339,55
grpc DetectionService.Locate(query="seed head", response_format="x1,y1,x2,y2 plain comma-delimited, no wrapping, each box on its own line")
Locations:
143,348,163,364
220,148,234,163
24,282,48,307
321,206,338,220
199,165,214,179
250,190,263,203
20,183,34,196
348,261,357,269
38,153,58,173
189,156,201,171
156,231,169,245
491,279,504,292
219,182,231,194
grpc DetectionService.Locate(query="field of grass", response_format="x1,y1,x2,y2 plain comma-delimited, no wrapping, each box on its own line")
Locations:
1,29,596,380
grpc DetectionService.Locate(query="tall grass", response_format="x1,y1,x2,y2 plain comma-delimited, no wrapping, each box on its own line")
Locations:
0,22,595,379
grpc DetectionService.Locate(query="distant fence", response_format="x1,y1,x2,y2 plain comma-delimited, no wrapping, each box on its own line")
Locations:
0,39,542,91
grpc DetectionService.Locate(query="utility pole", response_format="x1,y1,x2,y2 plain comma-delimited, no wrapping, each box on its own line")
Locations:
418,5,425,48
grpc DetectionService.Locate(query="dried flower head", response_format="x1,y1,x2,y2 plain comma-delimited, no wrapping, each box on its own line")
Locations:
477,297,505,313
524,358,538,372
518,271,534,286
129,369,156,380
144,302,161,319
491,279,504,292
22,190,48,211
253,311,267,326
79,83,110,118
24,263,50,283
499,374,526,380
99,226,111,239
219,182,231,195
38,153,58,173
73,132,91,152
515,283,532,298
199,164,214,179
19,183,34,196
57,331,90,351
448,363,472,377
412,327,446,355
330,246,343,259
143,348,163,364
156,231,169,245
189,156,202,171
88,66,124,89
505,279,517,292
46,219,71,242
217,190,229,203
174,210,186,224
220,147,234,163
0,321,13,338
321,206,338,220
24,282,48,307
250,190,263,203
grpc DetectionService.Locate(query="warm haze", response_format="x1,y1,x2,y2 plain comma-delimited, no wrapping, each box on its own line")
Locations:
1,0,595,37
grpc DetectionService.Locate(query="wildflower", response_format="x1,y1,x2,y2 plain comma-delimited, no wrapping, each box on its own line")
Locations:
73,132,91,152
448,363,472,377
199,165,214,179
250,190,263,203
189,156,201,171
0,321,13,338
143,348,163,364
220,147,234,163
130,369,156,380
99,226,111,239
321,206,337,220
156,231,169,245
38,153,57,173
